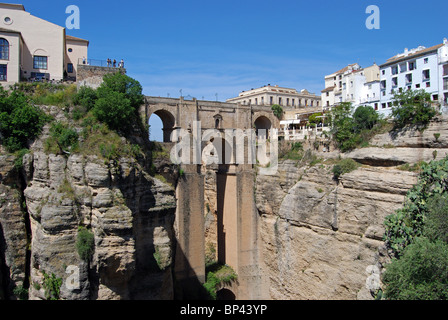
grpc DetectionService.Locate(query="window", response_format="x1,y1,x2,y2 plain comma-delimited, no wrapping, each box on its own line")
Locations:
278,97,282,105
416,84,421,88
0,38,9,60
426,82,431,88
270,96,273,104
261,97,264,105
443,77,448,91
0,64,6,81
291,99,295,106
409,61,416,70
33,56,48,69
326,92,329,97
392,77,398,87
422,69,430,81
433,94,439,101
286,98,289,106
405,73,413,84
255,98,258,105
374,103,378,110
444,65,448,76
424,58,429,64
67,63,74,73
380,80,386,90
400,63,407,73
382,70,385,75
382,103,386,109
68,48,73,53
391,65,398,75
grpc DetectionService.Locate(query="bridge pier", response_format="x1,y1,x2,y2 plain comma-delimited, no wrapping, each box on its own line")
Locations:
174,164,206,299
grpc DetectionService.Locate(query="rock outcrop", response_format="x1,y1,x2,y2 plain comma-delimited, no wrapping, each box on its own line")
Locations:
257,161,418,300
0,106,177,300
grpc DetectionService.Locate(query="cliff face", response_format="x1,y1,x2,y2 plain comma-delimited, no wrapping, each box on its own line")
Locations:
0,106,176,300
255,116,448,300
256,163,418,300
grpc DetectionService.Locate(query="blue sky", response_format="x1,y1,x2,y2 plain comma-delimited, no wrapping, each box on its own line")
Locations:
15,0,448,140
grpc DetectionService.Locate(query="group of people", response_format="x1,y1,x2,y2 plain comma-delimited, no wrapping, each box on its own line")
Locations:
107,58,125,68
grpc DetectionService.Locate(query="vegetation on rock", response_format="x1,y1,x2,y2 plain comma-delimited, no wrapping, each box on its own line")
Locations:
383,156,448,299
76,226,95,262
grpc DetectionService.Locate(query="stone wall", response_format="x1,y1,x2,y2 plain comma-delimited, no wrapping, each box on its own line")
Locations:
77,65,126,89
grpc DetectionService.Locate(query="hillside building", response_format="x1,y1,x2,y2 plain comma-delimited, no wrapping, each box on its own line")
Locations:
379,38,448,116
0,2,89,86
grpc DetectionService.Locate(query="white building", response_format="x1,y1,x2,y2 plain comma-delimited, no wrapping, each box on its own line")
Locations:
227,84,321,109
321,63,380,110
0,2,89,86
379,38,448,116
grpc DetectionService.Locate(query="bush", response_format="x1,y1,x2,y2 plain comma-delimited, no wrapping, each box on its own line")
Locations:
46,121,79,154
353,105,379,131
330,103,381,152
271,104,283,120
384,156,448,256
203,263,237,300
332,158,360,180
42,271,62,300
424,193,448,243
0,89,49,152
93,90,134,132
99,72,144,109
76,227,95,261
382,237,448,300
391,89,437,129
73,86,98,112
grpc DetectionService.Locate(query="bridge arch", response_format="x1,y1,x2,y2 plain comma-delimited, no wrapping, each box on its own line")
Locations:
254,115,272,137
149,109,175,142
217,288,236,300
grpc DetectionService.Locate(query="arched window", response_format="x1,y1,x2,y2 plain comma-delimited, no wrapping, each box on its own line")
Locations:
0,38,9,60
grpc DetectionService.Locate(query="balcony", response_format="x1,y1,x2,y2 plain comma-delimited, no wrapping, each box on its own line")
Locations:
78,58,124,69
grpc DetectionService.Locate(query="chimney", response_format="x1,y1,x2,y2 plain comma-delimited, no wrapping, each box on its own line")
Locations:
444,38,448,45
404,48,408,55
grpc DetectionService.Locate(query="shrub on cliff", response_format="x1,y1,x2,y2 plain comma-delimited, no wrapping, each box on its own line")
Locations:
0,88,49,152
330,103,383,152
76,227,95,261
332,158,360,180
391,89,437,129
92,72,144,133
382,237,448,300
384,156,448,257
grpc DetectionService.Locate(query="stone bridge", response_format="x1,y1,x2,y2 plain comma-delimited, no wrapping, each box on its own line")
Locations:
139,97,278,300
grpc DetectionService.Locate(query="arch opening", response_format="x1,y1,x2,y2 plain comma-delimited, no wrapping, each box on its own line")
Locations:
149,110,175,142
254,116,272,137
216,288,236,300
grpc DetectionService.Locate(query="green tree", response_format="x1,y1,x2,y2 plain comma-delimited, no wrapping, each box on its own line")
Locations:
73,86,98,112
352,105,379,131
92,72,144,133
384,156,448,257
0,89,48,152
308,112,323,126
391,89,437,129
271,104,283,119
382,237,448,300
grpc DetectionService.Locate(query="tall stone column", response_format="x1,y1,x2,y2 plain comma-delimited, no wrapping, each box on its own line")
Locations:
174,164,205,299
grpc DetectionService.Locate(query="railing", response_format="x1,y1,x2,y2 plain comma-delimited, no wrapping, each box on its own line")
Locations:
279,126,331,141
78,58,125,68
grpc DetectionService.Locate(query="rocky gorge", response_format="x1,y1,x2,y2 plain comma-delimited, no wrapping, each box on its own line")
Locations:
1,101,447,300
